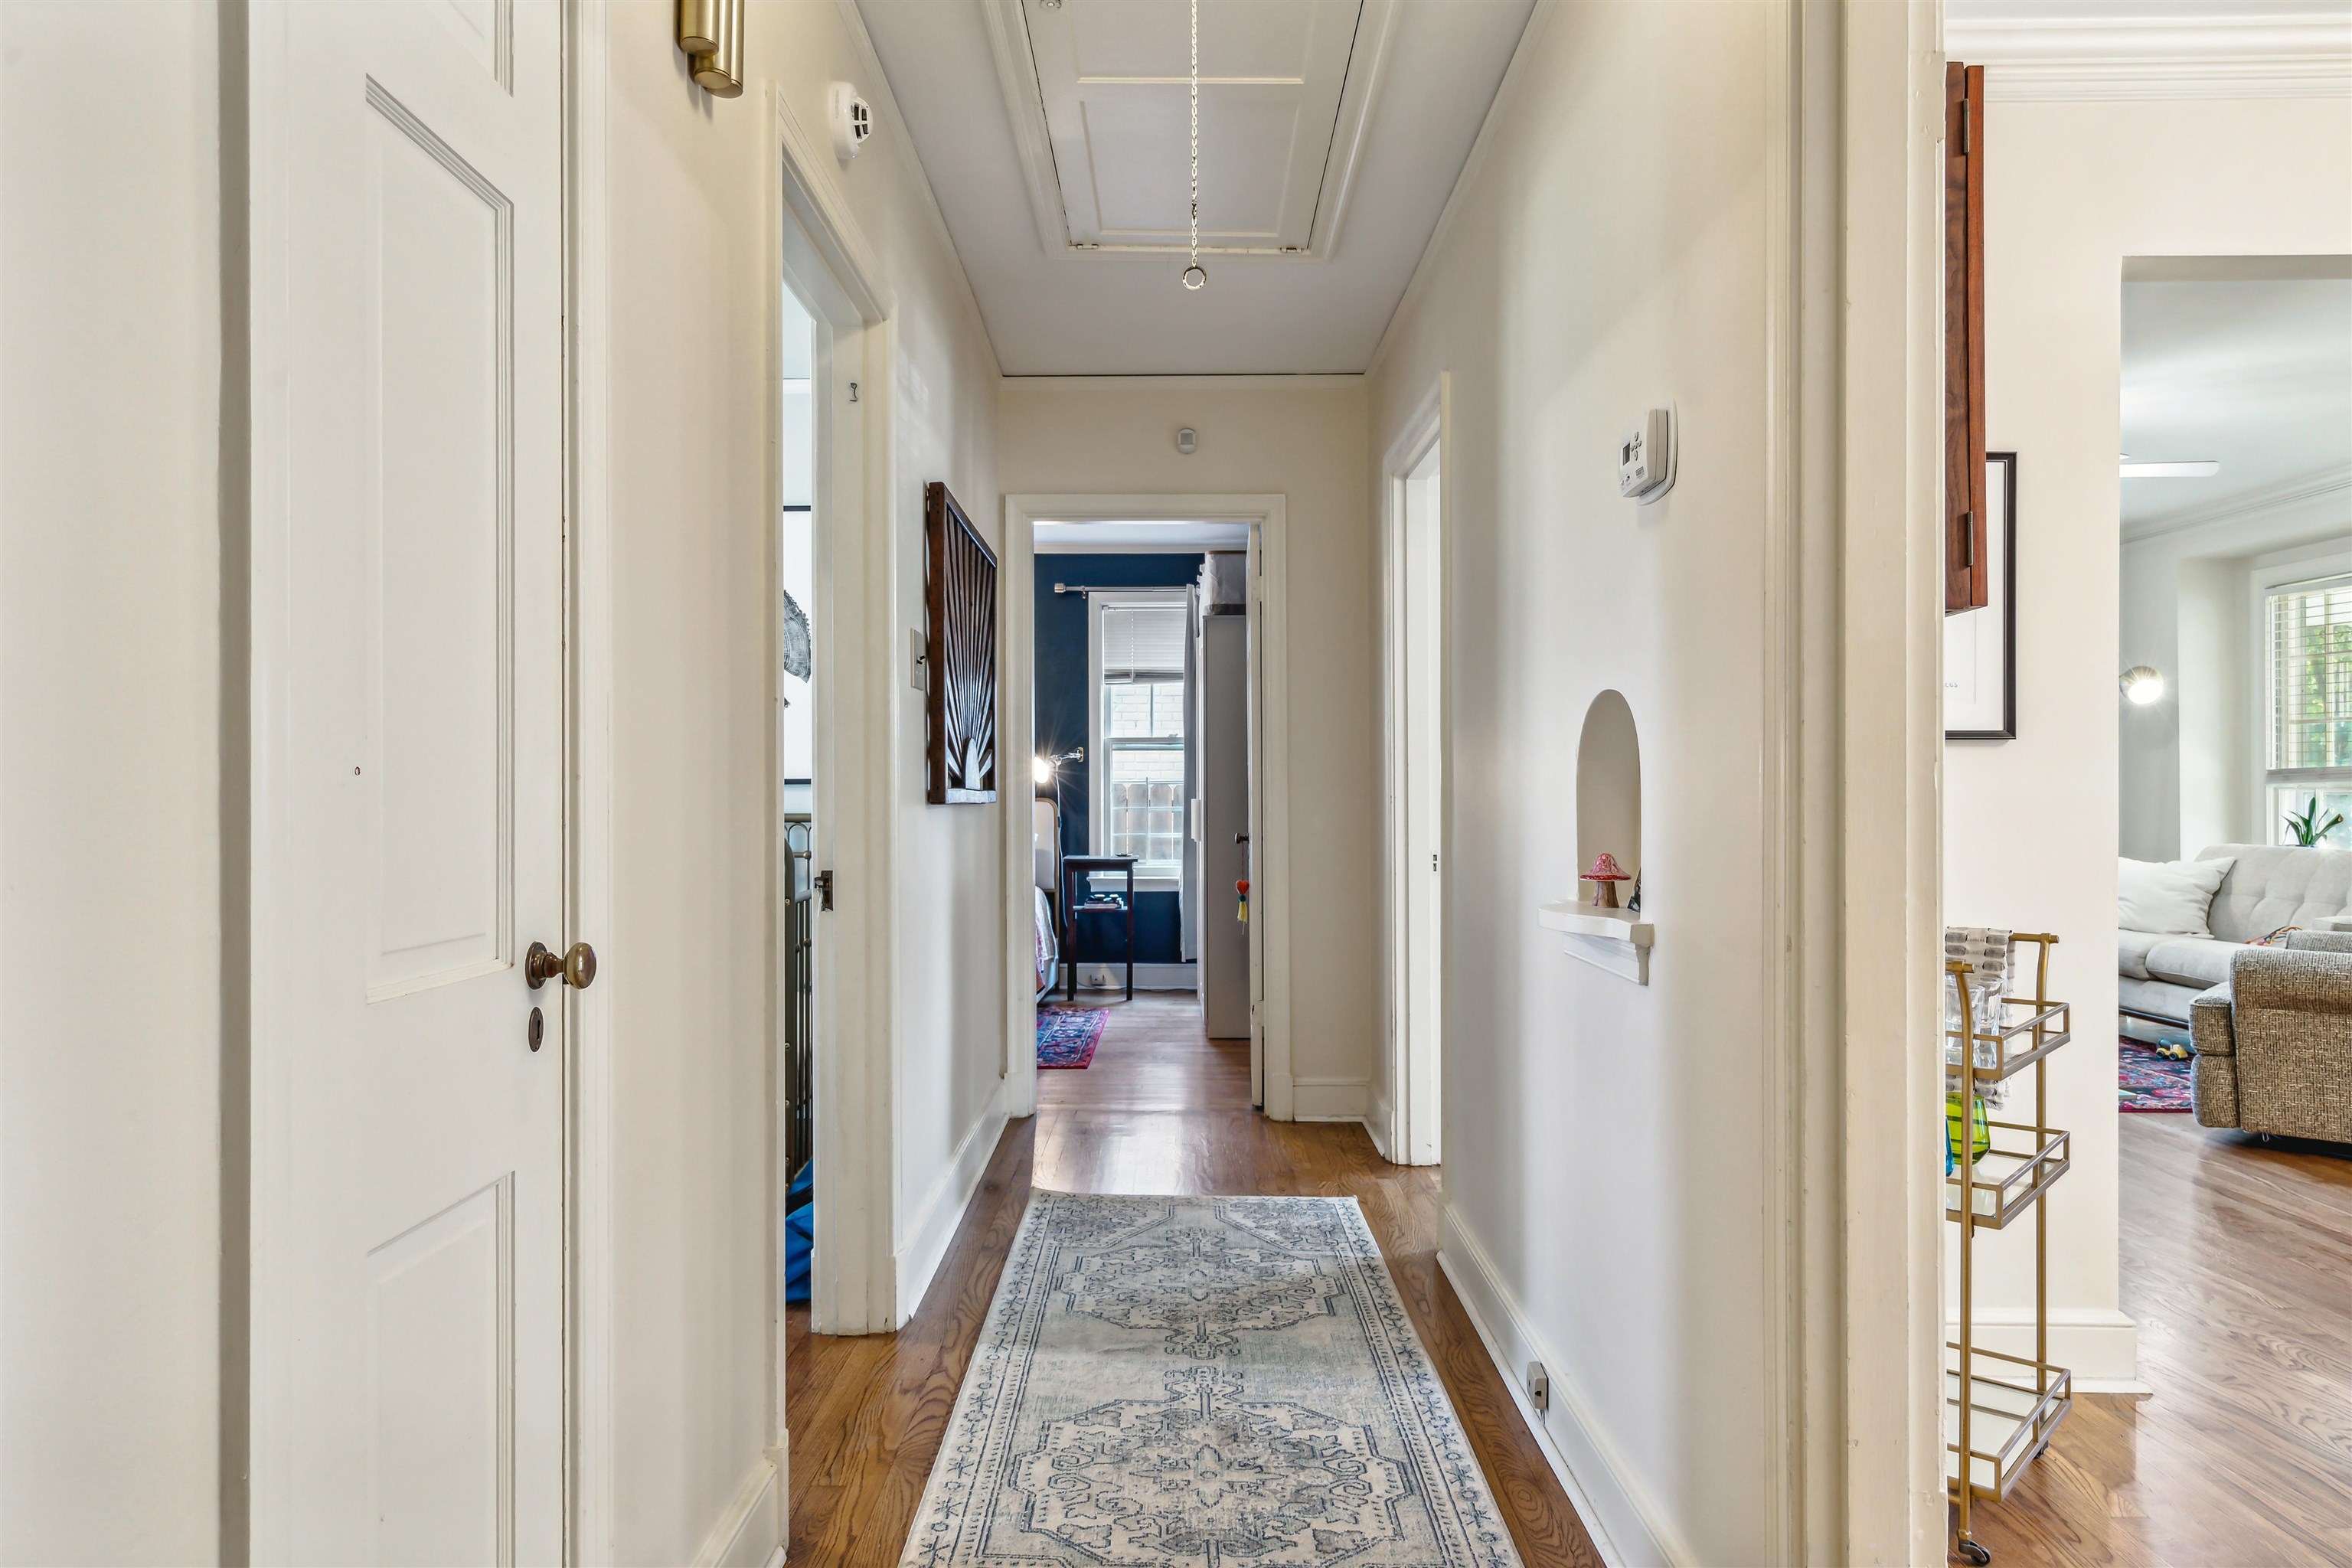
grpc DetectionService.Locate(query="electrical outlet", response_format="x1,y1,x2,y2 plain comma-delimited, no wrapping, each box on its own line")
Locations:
1526,1361,1550,1412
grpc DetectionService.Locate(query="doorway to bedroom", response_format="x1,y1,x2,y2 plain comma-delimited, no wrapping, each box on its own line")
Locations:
1028,520,1260,1119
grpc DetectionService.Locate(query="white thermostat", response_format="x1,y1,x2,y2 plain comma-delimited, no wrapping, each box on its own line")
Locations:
1618,405,1676,504
830,83,873,162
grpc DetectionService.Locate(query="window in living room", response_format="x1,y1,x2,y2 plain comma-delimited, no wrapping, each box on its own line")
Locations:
2265,571,2352,846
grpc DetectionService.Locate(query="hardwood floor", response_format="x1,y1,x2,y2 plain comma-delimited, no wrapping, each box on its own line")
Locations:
1956,1114,2352,1566
785,992,1602,1566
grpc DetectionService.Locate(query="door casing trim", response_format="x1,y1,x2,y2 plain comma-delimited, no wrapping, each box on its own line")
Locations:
1377,378,1446,1167
999,494,1294,1119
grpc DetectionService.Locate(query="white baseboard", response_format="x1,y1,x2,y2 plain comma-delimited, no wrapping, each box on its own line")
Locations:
1950,1307,2145,1393
896,1079,1011,1327
1289,1075,1369,1121
1066,962,1197,991
1439,1204,1690,1568
692,1455,782,1568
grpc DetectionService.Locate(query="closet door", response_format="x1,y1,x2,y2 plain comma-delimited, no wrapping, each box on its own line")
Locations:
254,2,569,1558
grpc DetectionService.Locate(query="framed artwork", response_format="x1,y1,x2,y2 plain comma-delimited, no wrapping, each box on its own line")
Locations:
1945,451,2016,740
924,480,999,803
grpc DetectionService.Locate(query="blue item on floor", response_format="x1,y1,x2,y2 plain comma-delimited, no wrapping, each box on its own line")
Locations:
785,1161,813,1304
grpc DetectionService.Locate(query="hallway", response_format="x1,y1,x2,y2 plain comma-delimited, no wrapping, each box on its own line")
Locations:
784,995,1599,1564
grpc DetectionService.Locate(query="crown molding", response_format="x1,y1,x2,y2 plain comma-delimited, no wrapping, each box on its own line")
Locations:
833,0,1002,371
2122,464,2352,544
1365,0,1552,380
1948,8,2352,100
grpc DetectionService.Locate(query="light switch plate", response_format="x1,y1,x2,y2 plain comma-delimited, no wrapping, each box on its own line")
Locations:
910,627,929,692
1618,404,1675,503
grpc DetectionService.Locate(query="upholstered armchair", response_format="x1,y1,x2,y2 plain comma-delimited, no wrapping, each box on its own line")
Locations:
2190,930,2352,1142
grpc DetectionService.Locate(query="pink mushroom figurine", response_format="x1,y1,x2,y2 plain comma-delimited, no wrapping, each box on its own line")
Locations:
1582,853,1631,909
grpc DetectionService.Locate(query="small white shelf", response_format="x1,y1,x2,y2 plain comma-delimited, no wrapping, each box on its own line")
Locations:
1537,903,1653,984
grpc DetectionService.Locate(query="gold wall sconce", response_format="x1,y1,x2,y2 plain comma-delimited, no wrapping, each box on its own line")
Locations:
679,0,743,98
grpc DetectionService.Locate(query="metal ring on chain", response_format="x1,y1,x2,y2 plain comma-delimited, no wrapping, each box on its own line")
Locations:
1182,264,1207,291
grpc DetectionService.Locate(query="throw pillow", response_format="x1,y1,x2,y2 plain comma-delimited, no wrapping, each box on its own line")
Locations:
2118,856,2235,938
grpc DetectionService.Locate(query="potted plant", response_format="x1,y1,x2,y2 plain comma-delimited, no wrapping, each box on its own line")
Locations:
2285,796,2346,848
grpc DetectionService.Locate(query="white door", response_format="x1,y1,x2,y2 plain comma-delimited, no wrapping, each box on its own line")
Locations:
263,2,567,1560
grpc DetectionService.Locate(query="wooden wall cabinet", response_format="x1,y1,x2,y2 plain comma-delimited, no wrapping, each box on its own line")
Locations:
1945,62,1988,616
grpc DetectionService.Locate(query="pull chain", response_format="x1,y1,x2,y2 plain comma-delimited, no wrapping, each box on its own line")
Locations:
1183,0,1206,290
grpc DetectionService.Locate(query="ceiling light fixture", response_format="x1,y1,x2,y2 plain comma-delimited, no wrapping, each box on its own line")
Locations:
2121,665,2165,705
2118,456,2220,478
1182,0,1207,291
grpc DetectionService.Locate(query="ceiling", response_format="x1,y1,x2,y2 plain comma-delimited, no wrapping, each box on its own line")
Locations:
1034,520,1250,553
1945,0,2352,97
2120,268,2352,539
855,0,1536,374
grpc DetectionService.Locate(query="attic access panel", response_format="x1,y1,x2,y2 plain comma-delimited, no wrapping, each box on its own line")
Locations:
1024,0,1364,253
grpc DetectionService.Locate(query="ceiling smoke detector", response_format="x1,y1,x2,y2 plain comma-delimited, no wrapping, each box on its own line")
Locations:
830,83,873,162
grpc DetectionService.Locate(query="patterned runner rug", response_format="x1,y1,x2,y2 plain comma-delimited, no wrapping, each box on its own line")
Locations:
1037,1005,1108,1069
902,1192,1524,1566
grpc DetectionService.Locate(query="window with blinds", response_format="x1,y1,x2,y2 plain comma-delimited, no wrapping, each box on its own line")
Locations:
1096,595,1190,876
2265,573,2352,847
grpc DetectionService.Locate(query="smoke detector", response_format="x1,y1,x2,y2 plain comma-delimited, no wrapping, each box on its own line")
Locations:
830,83,873,162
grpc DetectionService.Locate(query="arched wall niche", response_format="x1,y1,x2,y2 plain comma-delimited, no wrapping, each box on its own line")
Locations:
1576,690,1642,895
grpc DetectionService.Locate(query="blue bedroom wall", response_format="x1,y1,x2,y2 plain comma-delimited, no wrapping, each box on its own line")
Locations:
1034,552,1203,966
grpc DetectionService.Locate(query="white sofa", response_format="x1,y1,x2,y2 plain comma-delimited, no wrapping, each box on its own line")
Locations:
2121,844,2352,1035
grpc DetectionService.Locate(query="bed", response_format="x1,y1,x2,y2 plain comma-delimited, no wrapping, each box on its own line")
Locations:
1034,799,1060,995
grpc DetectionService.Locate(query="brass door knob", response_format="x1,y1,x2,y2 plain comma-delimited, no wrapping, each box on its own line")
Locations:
525,940,598,991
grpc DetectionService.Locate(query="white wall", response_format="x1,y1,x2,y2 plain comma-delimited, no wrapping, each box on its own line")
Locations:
2121,499,2351,861
997,377,1377,1114
1369,5,1779,1560
602,3,1003,1560
1945,93,2352,1383
2,7,230,1562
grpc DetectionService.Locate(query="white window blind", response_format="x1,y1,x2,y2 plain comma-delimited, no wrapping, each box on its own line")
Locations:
2264,573,2352,846
1100,603,1187,684
2270,576,2352,769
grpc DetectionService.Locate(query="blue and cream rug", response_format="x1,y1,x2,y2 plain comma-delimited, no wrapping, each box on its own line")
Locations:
901,1192,1524,1566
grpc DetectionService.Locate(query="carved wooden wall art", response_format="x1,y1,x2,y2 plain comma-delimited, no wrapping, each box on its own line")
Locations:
925,481,998,804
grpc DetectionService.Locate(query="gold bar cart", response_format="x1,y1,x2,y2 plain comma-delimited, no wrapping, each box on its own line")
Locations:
1948,934,2074,1566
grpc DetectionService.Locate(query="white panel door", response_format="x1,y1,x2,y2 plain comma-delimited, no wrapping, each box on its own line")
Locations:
264,1,565,1560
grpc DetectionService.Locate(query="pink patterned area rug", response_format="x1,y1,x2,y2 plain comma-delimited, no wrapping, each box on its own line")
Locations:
2119,1033,2194,1112
1037,1006,1108,1069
